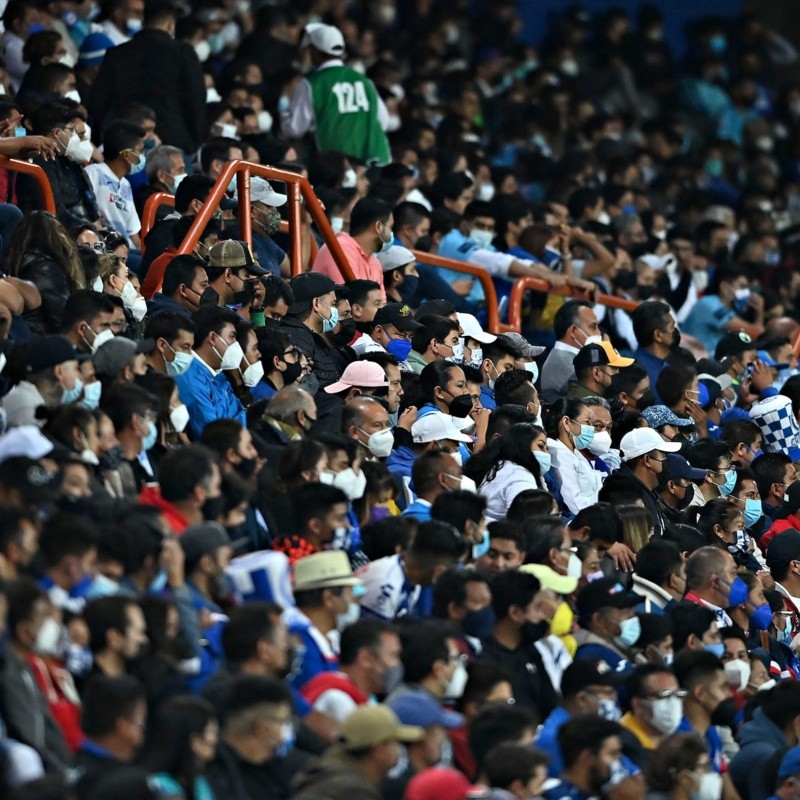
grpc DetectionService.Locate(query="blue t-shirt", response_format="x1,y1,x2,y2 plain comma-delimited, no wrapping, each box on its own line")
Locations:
437,229,483,305
677,717,727,773
252,233,286,277
683,295,735,355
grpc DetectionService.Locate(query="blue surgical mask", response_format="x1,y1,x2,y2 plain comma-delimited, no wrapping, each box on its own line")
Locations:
62,378,84,405
386,338,412,362
748,446,763,461
750,603,773,631
571,420,595,449
704,642,725,659
723,576,749,607
166,345,193,376
141,421,158,452
319,301,339,333
719,468,737,496
533,450,551,475
128,151,146,175
743,498,762,528
472,530,490,559
524,361,539,383
79,381,102,410
614,615,641,647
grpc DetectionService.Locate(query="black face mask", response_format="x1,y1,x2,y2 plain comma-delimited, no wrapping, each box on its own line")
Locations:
636,389,656,411
281,359,303,386
448,394,474,419
614,270,637,291
462,606,496,639
231,280,255,306
637,284,657,301
202,494,227,522
191,286,220,307
355,320,374,334
520,620,549,645
236,456,257,479
671,328,682,350
330,318,356,347
673,483,693,511
710,697,737,729
414,235,432,252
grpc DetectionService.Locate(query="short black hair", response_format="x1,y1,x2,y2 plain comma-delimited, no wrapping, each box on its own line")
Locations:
103,120,145,161
672,649,724,690
558,716,622,770
410,519,464,563
339,618,396,666
720,419,761,451
81,676,146,737
631,301,672,347
656,364,697,410
83,596,137,654
39,511,97,567
222,674,292,726
100,382,158,432
685,438,732,472
752,452,791,499
5,577,47,637
222,602,283,663
192,304,240,349
145,310,196,345
174,174,216,214
349,198,392,236
156,444,217,503
553,300,592,340
430,490,486,536
60,290,116,332
291,482,349,533
162,254,206,298
668,605,717,652
484,743,549,790
400,619,458,683
495,369,536,407
432,568,490,619
635,539,682,588
490,570,540,619
468,703,535,773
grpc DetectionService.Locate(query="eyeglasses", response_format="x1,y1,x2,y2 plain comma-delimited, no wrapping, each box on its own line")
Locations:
645,689,687,700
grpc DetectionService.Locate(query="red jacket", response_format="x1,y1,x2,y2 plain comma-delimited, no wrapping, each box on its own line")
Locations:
139,484,189,534
761,514,800,553
300,671,369,706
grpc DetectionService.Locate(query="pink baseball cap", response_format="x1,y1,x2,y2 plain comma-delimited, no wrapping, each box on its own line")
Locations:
324,361,389,394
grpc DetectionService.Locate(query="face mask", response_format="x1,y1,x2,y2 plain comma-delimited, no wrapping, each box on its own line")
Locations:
298,373,319,396
450,450,463,467
126,18,142,34
169,172,187,193
477,183,495,202
377,224,393,254
587,431,612,456
462,606,495,639
92,275,103,292
216,339,244,372
725,576,749,607
359,427,394,458
719,469,737,496
242,359,265,387
470,228,494,249
330,216,344,234
130,296,147,322
202,493,227,522
567,552,583,579
62,377,84,404
128,151,146,175
586,570,605,582
65,133,93,163
386,338,412,362
597,698,622,722
336,601,361,632
448,394,474,419
330,318,356,347
524,361,539,383
571,421,595,449
80,433,99,465
469,347,484,369
34,617,64,656
445,341,465,363
444,660,468,698
723,659,751,692
472,530,490,559
704,642,725,659
456,474,477,493
84,326,114,353
85,573,120,599
318,301,339,333
614,616,641,648
648,695,683,734
778,623,794,646
382,663,404,695
170,403,189,432
332,467,368,500
279,359,303,387
119,279,137,308
750,602,773,631
690,771,723,800
533,450,551,474
80,380,102,410
342,168,358,189
756,679,777,692
257,208,282,237
141,420,158,452
542,245,562,269
742,498,762,528
165,349,193,376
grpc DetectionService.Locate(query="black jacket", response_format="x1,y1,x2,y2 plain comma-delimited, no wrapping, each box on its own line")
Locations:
16,249,73,334
279,317,353,389
17,155,99,229
88,29,206,152
612,464,668,538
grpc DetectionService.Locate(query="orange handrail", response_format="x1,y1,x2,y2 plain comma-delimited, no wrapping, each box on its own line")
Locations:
0,156,56,214
140,192,174,251
506,277,640,334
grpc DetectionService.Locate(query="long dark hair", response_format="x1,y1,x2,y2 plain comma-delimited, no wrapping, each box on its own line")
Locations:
143,695,217,798
543,396,589,439
419,360,462,406
484,423,544,484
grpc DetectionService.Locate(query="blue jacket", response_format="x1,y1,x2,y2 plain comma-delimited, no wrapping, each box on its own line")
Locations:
386,445,415,482
537,706,571,776
147,292,191,318
175,356,246,439
730,707,788,800
402,499,431,521
479,383,496,411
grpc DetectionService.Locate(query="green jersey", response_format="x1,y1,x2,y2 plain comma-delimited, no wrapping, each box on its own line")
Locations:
306,64,391,165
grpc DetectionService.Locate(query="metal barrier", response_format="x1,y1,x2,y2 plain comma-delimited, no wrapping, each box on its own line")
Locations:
0,156,56,214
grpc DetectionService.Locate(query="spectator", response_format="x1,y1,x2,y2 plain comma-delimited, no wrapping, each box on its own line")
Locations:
83,595,148,679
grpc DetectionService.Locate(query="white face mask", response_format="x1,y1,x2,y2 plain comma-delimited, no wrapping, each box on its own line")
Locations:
170,403,190,432
444,660,468,698
445,341,465,363
64,88,82,104
65,133,93,163
34,617,64,656
470,228,494,249
647,695,683,734
120,280,138,308
567,552,582,579
332,466,368,500
87,327,114,353
341,168,358,188
130,296,147,322
196,40,211,61
205,85,221,103
523,361,539,383
216,338,244,372
724,658,751,692
587,431,612,456
217,122,239,140
359,427,394,458
92,275,103,292
257,110,273,132
449,450,463,467
336,601,361,632
690,771,723,800
469,347,483,368
330,216,345,234
756,678,777,693
447,473,477,493
242,359,265,387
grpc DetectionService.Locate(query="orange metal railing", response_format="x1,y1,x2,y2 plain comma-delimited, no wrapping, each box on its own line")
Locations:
0,156,56,214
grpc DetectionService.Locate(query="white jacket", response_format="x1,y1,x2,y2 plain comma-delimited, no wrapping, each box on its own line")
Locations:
548,437,603,515
480,460,539,522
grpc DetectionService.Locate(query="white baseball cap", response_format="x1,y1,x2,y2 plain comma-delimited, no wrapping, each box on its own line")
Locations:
0,425,53,463
457,312,496,345
301,23,345,56
238,177,287,207
411,414,472,444
376,245,415,272
620,428,682,461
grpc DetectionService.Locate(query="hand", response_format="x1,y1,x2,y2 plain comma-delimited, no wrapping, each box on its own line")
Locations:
397,406,417,431
684,399,708,433
748,293,765,313
749,359,773,393
606,542,636,572
22,135,59,160
608,774,646,800
470,407,490,438
757,570,775,590
248,279,266,311
161,538,185,588
451,278,474,296
567,277,597,298
547,273,569,289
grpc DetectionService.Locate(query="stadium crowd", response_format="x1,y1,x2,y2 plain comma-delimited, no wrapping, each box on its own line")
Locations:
3,1,800,800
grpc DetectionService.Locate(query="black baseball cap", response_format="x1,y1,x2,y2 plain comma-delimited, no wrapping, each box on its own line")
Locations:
374,303,423,332
714,331,754,360
766,529,800,574
662,454,707,483
414,299,455,320
577,577,643,620
25,335,86,373
287,273,338,314
560,659,624,697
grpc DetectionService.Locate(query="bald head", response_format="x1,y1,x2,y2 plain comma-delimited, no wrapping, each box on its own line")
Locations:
685,546,732,590
265,385,316,426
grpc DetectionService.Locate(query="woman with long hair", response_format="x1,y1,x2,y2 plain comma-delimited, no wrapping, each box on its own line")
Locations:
143,695,218,800
545,396,603,515
3,211,86,333
645,733,718,800
479,423,549,522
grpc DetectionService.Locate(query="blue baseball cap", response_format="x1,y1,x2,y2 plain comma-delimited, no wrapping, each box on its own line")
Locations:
757,349,789,370
388,691,464,729
778,745,800,779
641,405,693,429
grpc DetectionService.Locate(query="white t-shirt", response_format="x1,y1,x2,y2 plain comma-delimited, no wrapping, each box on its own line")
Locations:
85,162,141,246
